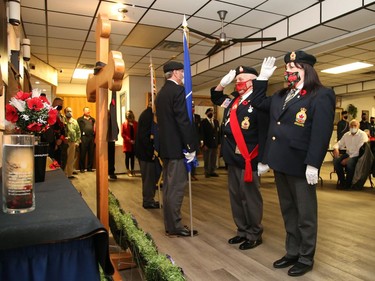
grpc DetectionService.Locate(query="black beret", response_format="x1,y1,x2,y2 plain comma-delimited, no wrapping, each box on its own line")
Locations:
163,61,184,73
235,66,258,77
205,108,213,114
284,50,316,66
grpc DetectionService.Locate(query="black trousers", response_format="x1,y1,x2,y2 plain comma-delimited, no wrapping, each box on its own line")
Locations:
108,141,116,175
79,135,95,170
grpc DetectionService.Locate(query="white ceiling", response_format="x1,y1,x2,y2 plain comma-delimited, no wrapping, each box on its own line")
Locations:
20,0,375,94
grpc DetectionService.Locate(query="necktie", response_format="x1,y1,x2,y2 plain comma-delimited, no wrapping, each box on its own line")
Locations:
283,89,298,109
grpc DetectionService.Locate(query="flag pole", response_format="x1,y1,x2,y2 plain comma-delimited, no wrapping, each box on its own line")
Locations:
182,15,194,237
149,56,162,208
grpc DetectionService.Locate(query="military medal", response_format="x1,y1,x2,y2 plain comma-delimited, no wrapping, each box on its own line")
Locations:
294,107,307,127
248,105,253,113
241,116,250,129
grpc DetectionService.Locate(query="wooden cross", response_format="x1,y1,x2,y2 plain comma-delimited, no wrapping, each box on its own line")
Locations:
86,13,125,229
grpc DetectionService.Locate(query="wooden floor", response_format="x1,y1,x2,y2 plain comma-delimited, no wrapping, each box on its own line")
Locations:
72,161,375,281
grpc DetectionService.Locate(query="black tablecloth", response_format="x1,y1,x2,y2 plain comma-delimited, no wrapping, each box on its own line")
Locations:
0,169,114,276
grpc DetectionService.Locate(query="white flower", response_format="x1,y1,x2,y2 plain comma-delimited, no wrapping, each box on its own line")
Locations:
32,88,42,98
10,97,26,112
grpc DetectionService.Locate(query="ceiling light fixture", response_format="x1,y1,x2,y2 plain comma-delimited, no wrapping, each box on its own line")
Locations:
117,7,128,20
321,62,373,74
73,68,94,79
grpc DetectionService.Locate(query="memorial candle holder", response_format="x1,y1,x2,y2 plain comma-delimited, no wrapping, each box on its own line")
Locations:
2,134,35,214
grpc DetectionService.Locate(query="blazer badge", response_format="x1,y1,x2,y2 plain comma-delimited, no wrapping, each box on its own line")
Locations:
248,105,253,113
294,108,307,127
241,116,250,129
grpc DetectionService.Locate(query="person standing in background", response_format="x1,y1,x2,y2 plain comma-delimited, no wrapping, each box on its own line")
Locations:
63,107,81,179
77,107,95,173
191,101,201,181
337,110,349,141
122,110,138,177
135,105,160,209
200,107,220,178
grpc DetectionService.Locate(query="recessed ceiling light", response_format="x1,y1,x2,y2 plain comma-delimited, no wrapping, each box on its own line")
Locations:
35,81,40,84
73,68,94,79
321,62,373,74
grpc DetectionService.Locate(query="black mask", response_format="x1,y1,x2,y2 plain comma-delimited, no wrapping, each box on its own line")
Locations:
207,113,213,118
56,105,63,111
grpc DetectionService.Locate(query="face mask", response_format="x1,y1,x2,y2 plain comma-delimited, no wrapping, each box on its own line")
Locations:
65,112,72,118
207,113,213,118
284,71,301,88
235,79,251,94
350,128,358,134
56,105,63,111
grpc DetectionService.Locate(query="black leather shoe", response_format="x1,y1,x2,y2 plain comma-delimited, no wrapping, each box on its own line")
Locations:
228,236,246,244
87,169,94,172
109,174,117,180
168,228,198,237
273,256,299,268
210,172,219,177
288,262,313,276
239,238,262,250
143,202,160,209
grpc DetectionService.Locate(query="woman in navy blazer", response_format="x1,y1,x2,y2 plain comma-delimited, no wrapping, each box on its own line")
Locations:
253,51,335,276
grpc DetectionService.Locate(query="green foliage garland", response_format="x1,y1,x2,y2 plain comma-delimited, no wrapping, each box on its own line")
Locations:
107,192,185,281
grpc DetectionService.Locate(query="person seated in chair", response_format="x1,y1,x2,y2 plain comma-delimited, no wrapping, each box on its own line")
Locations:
333,119,368,190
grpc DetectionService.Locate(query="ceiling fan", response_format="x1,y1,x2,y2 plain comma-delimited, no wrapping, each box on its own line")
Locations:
188,10,277,57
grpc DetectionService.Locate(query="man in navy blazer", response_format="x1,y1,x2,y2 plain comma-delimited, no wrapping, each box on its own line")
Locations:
155,61,198,237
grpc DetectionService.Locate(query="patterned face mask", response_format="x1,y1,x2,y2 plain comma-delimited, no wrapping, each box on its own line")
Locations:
284,71,301,88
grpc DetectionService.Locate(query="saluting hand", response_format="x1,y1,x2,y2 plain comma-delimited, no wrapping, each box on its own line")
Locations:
220,70,236,87
258,57,277,80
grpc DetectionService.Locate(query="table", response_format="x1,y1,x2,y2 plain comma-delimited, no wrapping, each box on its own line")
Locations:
0,169,114,281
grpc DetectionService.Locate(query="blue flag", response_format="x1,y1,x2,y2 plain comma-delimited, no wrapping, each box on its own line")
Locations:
183,27,193,122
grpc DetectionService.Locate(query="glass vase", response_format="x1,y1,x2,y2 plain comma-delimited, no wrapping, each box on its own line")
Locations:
2,134,35,214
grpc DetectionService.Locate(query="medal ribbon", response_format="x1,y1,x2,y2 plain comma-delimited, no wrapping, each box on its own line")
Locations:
229,97,259,182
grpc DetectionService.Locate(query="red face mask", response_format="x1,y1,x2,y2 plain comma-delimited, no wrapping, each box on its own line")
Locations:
235,79,251,94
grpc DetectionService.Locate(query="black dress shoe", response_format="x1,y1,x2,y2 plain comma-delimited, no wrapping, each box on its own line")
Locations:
228,236,246,244
273,256,299,268
210,172,219,177
80,169,85,173
239,238,262,250
288,262,313,276
87,169,94,172
142,202,160,209
168,227,198,237
109,174,117,180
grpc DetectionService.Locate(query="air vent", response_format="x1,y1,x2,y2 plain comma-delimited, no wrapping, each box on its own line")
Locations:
155,40,183,52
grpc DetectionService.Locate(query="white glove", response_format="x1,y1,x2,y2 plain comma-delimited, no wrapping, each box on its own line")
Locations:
220,70,236,87
305,165,319,185
184,151,196,163
257,163,270,176
257,57,277,80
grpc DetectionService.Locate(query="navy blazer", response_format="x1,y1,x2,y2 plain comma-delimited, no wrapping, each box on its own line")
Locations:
252,86,335,177
211,80,269,170
155,80,197,159
200,118,220,148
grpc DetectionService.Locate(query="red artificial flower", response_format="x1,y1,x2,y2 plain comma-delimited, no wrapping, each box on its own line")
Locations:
300,89,307,96
27,97,44,111
5,104,19,122
39,95,50,104
15,91,31,101
27,122,43,132
48,108,58,125
242,100,248,106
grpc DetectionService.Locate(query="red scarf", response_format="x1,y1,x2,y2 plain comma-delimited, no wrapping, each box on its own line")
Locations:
229,97,259,182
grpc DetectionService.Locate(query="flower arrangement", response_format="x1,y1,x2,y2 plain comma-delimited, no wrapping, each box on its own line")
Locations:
5,89,58,135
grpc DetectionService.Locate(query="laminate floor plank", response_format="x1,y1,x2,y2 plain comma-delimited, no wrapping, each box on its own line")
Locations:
71,162,375,281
